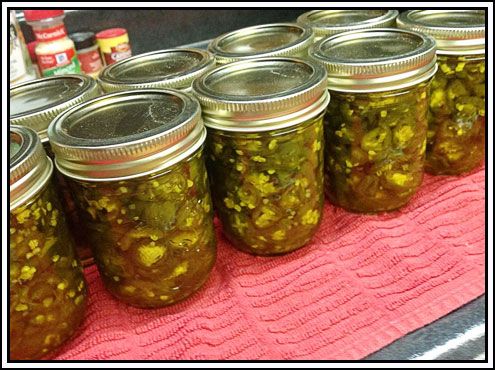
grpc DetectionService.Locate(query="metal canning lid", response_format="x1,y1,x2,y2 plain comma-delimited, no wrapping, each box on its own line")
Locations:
98,48,215,92
192,57,329,132
397,10,485,55
10,125,53,211
10,75,100,142
297,10,399,40
208,23,314,65
48,89,206,181
309,28,438,93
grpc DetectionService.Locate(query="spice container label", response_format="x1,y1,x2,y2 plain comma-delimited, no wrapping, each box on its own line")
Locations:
38,47,81,76
33,24,68,42
10,11,30,83
10,24,28,82
103,43,132,65
77,49,103,74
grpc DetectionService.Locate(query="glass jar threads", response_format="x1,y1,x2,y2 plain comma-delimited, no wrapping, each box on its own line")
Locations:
208,23,314,65
297,10,399,42
98,48,215,93
48,90,216,308
10,75,101,266
193,57,329,256
10,126,87,360
310,28,437,213
397,10,485,175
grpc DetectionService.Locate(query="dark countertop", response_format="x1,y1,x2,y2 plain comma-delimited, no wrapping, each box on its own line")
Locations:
365,295,485,361
14,9,486,361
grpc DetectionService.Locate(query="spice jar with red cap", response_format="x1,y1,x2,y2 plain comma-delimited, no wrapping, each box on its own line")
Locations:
23,9,81,76
96,28,132,66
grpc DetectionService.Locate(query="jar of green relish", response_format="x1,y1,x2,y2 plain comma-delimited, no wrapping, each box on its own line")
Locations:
10,75,100,151
208,23,314,65
48,90,216,308
397,10,485,175
310,28,437,213
10,126,87,360
297,9,399,42
10,75,101,266
98,48,215,93
193,57,329,255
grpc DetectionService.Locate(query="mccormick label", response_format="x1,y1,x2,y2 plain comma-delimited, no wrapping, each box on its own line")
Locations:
38,48,81,76
33,24,68,42
103,42,132,65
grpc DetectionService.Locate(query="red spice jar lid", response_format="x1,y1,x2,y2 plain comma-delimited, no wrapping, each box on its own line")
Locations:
96,28,128,39
24,10,64,22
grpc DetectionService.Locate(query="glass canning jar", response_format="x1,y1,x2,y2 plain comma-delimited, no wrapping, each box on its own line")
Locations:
297,9,399,43
310,28,438,213
397,10,485,175
10,75,101,266
208,23,314,65
10,126,87,360
192,57,329,256
98,48,215,93
48,90,216,308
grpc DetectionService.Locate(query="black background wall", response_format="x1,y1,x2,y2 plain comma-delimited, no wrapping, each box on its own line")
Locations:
18,9,310,53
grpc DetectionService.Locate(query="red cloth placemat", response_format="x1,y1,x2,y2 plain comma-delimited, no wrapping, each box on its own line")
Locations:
54,166,485,360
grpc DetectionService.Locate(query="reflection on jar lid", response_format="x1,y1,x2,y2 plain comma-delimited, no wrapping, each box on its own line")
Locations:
48,89,205,181
10,75,100,142
309,28,438,92
10,126,52,210
397,10,485,55
98,48,215,92
192,57,329,132
297,9,398,40
208,23,314,64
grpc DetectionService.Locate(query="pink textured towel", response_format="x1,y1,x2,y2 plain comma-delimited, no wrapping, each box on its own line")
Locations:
54,166,485,360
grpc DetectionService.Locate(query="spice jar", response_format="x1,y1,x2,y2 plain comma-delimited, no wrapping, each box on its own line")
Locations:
192,58,329,255
96,28,132,66
70,31,104,77
98,48,214,93
10,10,36,84
208,23,314,65
297,9,399,42
24,10,81,76
10,126,87,360
309,28,437,213
48,90,217,308
397,10,485,175
27,41,42,78
10,75,101,265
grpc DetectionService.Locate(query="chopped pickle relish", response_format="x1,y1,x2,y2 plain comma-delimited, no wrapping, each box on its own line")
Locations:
67,148,216,308
324,83,430,213
10,182,87,360
206,114,325,255
426,55,485,175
